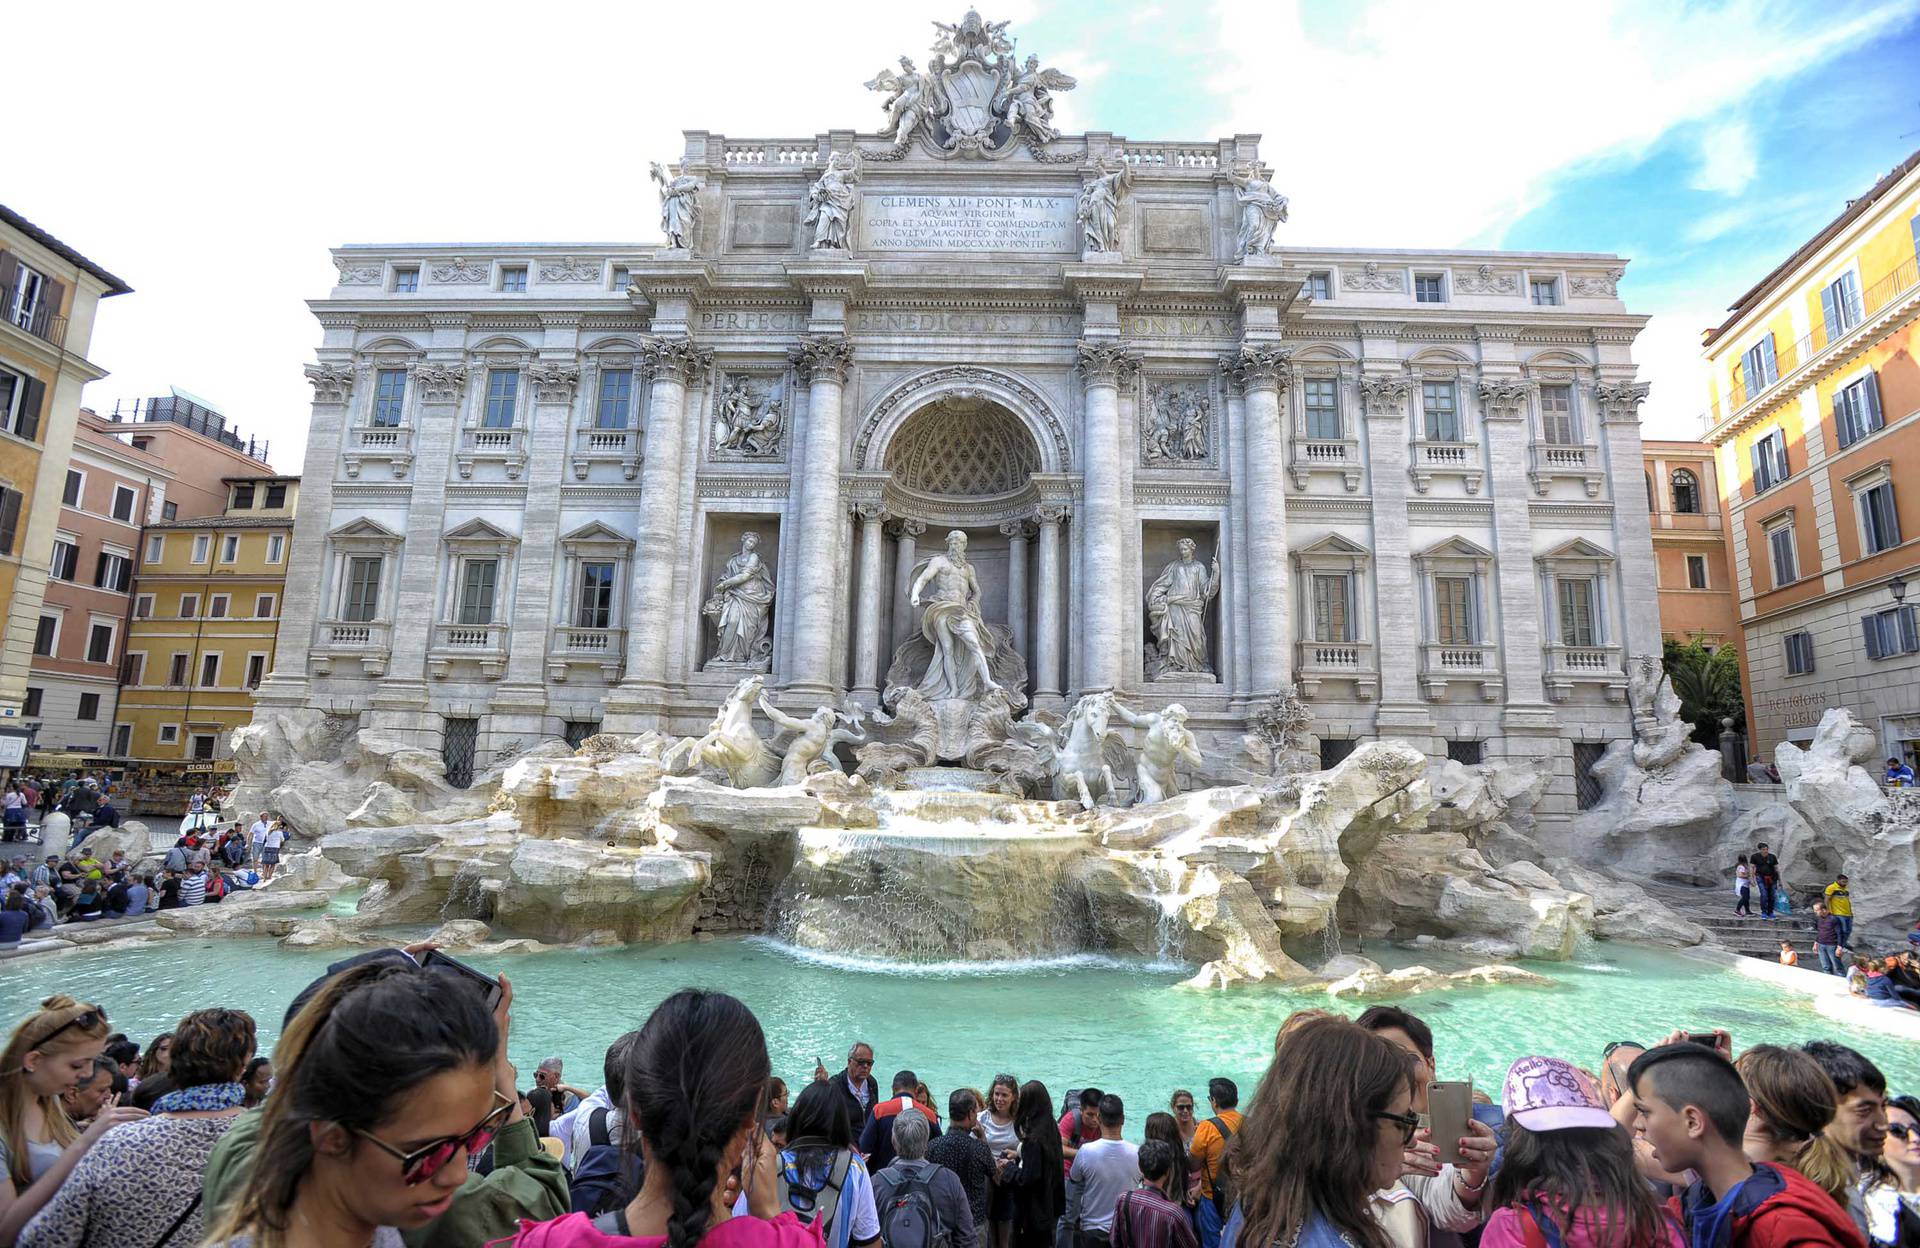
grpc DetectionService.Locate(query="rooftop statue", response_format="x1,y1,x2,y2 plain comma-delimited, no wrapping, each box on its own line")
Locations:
649,160,704,251
864,11,1077,157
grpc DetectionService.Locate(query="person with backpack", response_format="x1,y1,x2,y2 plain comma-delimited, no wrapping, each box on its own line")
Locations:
567,1032,642,1216
1188,1079,1240,1248
873,1110,975,1248
769,1080,881,1248
1477,1055,1680,1248
1058,1090,1102,1172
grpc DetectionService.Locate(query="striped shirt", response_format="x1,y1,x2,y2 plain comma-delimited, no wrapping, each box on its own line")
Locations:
180,871,208,906
1113,1185,1198,1248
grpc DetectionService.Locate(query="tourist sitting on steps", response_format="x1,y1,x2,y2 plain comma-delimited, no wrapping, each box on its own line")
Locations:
1626,1043,1865,1248
1778,942,1798,966
873,1109,975,1248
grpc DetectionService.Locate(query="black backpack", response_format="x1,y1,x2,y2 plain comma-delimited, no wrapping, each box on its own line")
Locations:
1205,1116,1236,1218
879,1166,952,1248
569,1109,641,1217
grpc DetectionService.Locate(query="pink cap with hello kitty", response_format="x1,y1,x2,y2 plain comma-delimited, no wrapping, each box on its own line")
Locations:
1501,1055,1617,1132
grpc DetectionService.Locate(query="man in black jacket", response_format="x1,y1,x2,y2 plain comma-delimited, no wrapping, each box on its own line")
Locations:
817,1041,878,1119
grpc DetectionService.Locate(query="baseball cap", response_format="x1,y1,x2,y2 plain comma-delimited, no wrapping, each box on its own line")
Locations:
1502,1055,1616,1131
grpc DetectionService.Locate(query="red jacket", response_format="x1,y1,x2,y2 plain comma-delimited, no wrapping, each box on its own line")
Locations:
1667,1162,1865,1248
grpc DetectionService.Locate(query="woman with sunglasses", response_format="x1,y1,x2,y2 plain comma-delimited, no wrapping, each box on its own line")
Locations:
1221,1016,1419,1248
203,960,509,1248
1167,1091,1198,1153
19,1007,254,1248
1865,1094,1920,1248
0,997,143,1244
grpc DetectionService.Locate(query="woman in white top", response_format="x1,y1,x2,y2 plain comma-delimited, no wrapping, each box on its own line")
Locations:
1733,853,1753,916
182,790,212,835
979,1074,1020,1248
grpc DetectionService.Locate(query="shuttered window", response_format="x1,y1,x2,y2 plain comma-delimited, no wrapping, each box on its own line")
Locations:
1433,576,1475,645
343,556,383,621
458,559,499,625
1311,574,1352,643
1833,374,1883,448
1557,579,1597,647
1863,607,1920,660
1539,384,1576,445
1784,631,1815,676
1741,336,1778,393
1751,430,1788,492
1820,271,1862,341
1859,482,1900,555
1768,525,1797,588
0,488,22,555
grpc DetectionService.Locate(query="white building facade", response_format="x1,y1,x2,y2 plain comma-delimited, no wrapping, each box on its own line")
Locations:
259,22,1659,830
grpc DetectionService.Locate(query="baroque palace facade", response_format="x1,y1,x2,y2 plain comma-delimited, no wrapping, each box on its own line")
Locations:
259,13,1659,828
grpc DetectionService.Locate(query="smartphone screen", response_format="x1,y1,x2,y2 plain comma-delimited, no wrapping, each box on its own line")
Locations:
1426,1080,1472,1167
420,949,504,1010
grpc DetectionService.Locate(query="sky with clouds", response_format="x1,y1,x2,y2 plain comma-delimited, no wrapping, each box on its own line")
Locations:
9,0,1920,468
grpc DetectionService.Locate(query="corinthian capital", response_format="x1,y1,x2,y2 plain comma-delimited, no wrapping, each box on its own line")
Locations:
640,338,713,386
1357,373,1411,418
410,362,469,404
1476,378,1532,421
1075,340,1141,387
1594,381,1651,422
304,363,354,405
1224,344,1293,393
791,334,854,384
529,362,582,403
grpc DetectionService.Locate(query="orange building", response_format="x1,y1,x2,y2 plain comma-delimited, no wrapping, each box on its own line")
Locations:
1643,440,1739,647
1700,151,1920,764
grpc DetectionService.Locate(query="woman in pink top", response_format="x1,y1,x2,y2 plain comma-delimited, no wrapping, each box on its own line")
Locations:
1480,1056,1682,1248
496,990,824,1248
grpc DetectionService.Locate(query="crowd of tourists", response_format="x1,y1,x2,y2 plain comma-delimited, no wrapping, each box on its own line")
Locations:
1745,859,1920,1012
1,945,1917,1248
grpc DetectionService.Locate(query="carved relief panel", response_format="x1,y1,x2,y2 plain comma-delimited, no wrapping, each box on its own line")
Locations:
708,367,792,463
1138,376,1218,469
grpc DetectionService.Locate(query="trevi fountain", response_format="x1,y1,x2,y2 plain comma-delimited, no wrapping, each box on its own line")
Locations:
8,11,1917,1092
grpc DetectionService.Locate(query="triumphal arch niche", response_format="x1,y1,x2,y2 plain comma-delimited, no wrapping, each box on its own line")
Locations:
290,7,1656,819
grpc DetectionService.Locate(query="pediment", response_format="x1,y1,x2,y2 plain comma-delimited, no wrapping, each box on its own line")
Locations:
1295,533,1371,557
327,517,402,542
559,520,632,547
1539,537,1614,561
443,517,520,544
1414,535,1494,560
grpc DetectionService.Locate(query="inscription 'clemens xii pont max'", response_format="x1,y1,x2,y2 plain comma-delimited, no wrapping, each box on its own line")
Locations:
859,193,1076,253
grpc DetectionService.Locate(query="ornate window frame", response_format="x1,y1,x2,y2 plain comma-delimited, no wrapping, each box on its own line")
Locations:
549,521,634,683
431,518,520,680
573,338,647,479
311,518,403,677
1524,356,1603,497
1290,533,1376,701
1535,537,1624,702
1287,354,1360,492
1406,355,1483,495
1411,536,1501,702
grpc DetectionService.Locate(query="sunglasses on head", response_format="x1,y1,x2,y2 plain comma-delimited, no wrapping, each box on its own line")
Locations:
352,1091,513,1185
34,1008,107,1051
1376,1108,1421,1146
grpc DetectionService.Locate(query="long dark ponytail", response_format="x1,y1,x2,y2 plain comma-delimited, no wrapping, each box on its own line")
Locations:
203,961,496,1248
625,990,770,1248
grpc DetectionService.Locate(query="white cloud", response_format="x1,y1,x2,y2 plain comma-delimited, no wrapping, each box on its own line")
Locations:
1692,118,1757,196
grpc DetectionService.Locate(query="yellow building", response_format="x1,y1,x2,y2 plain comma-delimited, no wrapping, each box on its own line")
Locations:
0,206,131,753
116,475,298,767
1699,149,1920,761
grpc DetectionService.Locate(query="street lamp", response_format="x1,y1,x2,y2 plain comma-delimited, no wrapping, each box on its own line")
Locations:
1893,572,1908,605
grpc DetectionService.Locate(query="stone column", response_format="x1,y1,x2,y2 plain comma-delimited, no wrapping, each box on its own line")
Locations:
614,339,710,718
1034,504,1067,699
851,502,889,700
1358,370,1434,734
1076,341,1139,692
500,359,578,691
1000,519,1030,664
891,519,925,651
1229,345,1294,696
1596,381,1660,659
782,335,855,701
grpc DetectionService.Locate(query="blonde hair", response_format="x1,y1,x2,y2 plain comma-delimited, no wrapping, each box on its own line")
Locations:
1,996,110,1188
1736,1045,1854,1205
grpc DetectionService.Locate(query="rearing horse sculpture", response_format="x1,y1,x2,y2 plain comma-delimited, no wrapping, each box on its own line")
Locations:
665,674,779,789
1050,690,1129,810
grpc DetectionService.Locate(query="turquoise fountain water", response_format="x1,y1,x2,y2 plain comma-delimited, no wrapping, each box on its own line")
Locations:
5,937,1914,1129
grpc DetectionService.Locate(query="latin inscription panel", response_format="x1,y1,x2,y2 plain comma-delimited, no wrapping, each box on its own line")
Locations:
859,194,1077,253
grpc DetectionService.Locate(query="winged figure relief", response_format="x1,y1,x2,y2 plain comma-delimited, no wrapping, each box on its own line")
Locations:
865,57,947,148
991,55,1076,144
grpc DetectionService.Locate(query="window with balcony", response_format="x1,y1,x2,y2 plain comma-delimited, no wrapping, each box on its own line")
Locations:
1784,631,1815,676
1304,271,1332,300
111,485,137,522
392,266,419,293
1767,522,1798,588
343,556,383,622
63,470,82,507
1538,384,1577,445
1687,555,1708,589
1310,573,1353,643
1421,381,1459,441
483,370,520,428
93,552,131,592
1863,606,1920,660
1741,336,1778,394
576,561,617,628
1670,469,1701,514
7,264,47,333
1303,378,1341,439
1834,373,1884,448
1858,480,1901,555
1433,574,1478,645
232,482,254,509
1530,278,1559,306
596,369,635,429
372,369,408,427
457,558,500,625
32,616,55,657
1751,429,1788,492
1414,273,1445,303
168,653,190,687
1557,578,1599,647
50,540,78,582
500,266,528,293
85,623,113,665
1820,270,1863,341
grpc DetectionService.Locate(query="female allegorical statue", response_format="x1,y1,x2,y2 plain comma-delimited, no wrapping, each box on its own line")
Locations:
703,532,775,667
